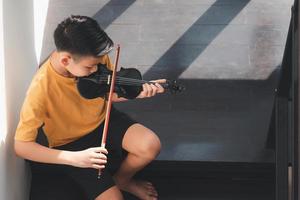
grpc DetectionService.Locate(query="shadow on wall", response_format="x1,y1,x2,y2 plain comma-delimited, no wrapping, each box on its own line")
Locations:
2,0,38,199
93,0,136,30
143,0,250,80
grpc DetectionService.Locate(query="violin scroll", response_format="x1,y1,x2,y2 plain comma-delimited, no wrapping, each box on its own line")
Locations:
164,80,185,94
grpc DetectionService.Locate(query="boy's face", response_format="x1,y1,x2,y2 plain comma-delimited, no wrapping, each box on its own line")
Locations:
61,54,101,77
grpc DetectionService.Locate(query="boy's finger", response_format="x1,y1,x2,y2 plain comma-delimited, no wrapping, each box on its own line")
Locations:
93,147,108,154
90,158,107,164
155,83,164,93
151,79,166,83
93,152,107,159
92,164,105,170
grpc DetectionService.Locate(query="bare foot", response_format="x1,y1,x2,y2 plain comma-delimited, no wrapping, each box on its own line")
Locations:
117,179,158,200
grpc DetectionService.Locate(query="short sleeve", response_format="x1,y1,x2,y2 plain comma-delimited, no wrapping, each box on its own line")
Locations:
14,80,46,142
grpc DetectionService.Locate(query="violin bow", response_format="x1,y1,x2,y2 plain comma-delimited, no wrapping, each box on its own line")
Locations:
98,44,121,179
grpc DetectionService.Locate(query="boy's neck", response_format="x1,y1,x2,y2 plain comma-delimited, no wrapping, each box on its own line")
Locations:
49,51,74,78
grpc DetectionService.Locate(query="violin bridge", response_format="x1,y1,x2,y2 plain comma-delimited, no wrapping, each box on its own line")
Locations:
107,75,111,85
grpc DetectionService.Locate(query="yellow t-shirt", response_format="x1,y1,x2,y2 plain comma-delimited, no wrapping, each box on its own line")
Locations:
15,55,112,147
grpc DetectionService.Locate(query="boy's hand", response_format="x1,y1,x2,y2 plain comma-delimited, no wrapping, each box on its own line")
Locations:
137,79,166,99
70,147,108,169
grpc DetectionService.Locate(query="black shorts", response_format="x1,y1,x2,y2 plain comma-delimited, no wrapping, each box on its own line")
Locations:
29,107,136,200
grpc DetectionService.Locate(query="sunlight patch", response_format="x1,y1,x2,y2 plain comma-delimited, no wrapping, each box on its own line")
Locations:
33,0,49,63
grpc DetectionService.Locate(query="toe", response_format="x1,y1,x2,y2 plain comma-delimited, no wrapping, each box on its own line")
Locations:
148,188,158,197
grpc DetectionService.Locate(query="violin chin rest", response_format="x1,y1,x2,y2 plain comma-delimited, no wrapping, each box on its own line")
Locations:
77,78,107,99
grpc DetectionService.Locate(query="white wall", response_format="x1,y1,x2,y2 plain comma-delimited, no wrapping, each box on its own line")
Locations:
0,0,8,198
1,0,38,199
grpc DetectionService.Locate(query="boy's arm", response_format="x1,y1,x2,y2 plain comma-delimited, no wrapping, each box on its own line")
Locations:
14,140,108,169
14,140,73,165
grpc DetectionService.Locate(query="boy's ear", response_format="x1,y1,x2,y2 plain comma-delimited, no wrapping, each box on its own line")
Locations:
60,53,71,67
61,57,69,66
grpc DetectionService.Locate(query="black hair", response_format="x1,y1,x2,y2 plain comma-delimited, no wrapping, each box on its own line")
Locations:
54,15,113,57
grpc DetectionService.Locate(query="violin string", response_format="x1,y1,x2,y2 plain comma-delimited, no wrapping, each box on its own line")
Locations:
98,79,145,85
83,75,169,87
104,79,166,87
103,76,150,84
85,78,144,85
82,79,170,90
95,79,168,87
92,74,150,83
114,81,154,86
97,77,154,85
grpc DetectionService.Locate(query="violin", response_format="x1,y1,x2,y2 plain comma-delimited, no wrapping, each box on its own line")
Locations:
77,63,185,99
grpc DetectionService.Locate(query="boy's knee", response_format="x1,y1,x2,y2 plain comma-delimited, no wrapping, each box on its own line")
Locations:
139,134,161,160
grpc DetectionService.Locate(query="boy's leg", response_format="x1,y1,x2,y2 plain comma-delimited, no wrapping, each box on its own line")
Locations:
95,186,123,200
113,123,161,200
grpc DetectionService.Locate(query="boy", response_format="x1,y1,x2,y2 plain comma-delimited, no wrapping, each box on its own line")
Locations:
14,15,165,200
